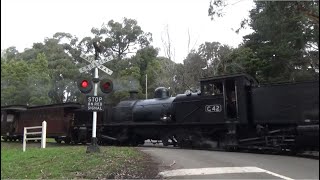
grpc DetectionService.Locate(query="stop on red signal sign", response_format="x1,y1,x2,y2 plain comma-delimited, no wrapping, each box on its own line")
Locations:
86,96,104,111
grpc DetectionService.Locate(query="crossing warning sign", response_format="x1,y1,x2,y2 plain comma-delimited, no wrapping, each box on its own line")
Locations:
85,96,104,111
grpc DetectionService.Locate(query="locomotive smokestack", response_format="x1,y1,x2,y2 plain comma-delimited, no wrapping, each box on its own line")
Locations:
129,90,138,100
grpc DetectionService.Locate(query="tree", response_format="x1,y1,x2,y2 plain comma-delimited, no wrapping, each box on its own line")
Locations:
28,53,51,105
208,0,228,21
242,1,319,82
183,51,206,90
1,59,31,105
198,42,233,76
209,1,319,82
130,46,161,98
225,46,266,81
154,57,182,96
208,0,319,25
91,18,153,60
1,46,19,61
161,25,175,61
18,37,82,103
1,52,51,106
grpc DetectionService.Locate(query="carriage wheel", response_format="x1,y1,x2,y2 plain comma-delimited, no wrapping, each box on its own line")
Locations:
64,138,71,144
55,138,62,144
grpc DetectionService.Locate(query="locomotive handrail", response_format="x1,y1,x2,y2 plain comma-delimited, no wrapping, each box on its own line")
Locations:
23,121,47,152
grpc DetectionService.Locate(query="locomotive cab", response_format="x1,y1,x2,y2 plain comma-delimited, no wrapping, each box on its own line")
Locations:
200,74,258,123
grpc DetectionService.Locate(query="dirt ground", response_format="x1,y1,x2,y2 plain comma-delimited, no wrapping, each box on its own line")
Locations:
110,151,162,179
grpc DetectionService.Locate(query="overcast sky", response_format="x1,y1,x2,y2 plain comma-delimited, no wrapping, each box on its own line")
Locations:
1,0,255,63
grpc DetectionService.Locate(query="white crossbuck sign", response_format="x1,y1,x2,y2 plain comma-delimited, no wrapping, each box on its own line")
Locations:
79,54,113,75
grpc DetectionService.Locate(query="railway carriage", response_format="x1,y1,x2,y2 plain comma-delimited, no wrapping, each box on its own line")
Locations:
1,103,82,142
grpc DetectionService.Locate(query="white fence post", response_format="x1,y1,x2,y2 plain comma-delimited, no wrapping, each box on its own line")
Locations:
41,121,47,149
23,127,27,152
22,121,47,152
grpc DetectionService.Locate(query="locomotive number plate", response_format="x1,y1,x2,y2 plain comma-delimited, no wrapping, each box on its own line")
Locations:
205,104,222,112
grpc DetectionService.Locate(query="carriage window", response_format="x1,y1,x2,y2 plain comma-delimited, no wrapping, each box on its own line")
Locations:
203,82,223,96
7,114,14,122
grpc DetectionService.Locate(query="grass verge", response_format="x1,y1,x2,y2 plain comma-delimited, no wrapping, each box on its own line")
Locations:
1,141,159,179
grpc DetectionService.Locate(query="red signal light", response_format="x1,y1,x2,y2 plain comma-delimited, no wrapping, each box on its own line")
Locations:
78,79,93,94
103,82,110,89
100,79,113,93
81,80,89,88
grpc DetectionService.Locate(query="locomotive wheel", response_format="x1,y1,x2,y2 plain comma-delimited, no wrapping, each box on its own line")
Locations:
127,137,140,146
190,133,203,148
176,136,192,148
129,141,138,146
162,139,169,146
175,132,191,148
64,138,71,144
161,135,171,146
175,131,203,149
137,139,145,146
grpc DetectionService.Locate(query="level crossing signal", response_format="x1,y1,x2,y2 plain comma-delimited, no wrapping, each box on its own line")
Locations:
78,79,93,94
78,78,113,94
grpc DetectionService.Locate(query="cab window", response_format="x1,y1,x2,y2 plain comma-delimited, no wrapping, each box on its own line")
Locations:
202,82,223,96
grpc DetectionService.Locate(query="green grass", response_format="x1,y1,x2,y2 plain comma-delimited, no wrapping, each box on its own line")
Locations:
1,141,151,179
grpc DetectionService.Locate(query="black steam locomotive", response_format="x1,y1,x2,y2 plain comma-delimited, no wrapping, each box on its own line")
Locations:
95,73,319,152
1,73,318,153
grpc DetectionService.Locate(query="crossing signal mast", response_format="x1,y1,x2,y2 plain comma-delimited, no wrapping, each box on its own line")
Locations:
77,41,114,153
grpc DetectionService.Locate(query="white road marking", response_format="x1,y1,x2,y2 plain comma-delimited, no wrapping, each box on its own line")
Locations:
140,149,155,152
262,169,295,180
158,166,294,180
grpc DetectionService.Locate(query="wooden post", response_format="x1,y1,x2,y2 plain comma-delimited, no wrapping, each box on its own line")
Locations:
23,127,27,152
41,121,47,149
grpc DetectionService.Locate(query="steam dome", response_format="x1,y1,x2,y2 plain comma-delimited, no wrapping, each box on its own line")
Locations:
154,87,170,99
